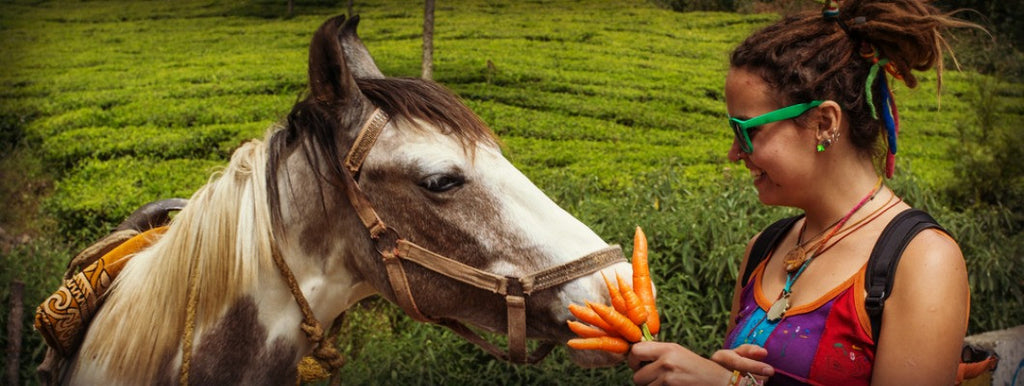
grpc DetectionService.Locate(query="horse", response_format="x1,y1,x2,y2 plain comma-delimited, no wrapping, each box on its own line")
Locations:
51,14,633,384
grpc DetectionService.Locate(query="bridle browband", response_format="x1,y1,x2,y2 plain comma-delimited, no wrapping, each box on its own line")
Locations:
341,107,626,363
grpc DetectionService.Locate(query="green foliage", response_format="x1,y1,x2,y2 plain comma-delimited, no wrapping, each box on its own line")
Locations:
653,0,742,12
945,73,1024,215
47,157,222,241
1,0,1022,384
0,238,72,385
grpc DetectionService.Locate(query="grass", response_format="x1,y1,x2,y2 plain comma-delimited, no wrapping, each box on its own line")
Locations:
1,0,1022,384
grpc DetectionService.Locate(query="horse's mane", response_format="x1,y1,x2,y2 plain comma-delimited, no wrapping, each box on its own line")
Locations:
80,138,275,382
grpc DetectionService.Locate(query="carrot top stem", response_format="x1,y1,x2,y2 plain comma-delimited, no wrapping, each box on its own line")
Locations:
641,323,654,342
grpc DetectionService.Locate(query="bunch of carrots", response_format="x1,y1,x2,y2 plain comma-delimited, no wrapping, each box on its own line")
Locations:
567,226,659,354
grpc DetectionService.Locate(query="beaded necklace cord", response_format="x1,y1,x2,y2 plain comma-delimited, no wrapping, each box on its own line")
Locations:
766,176,883,322
805,191,898,257
817,194,902,256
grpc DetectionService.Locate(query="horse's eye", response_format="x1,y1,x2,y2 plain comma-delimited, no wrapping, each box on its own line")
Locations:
419,174,464,193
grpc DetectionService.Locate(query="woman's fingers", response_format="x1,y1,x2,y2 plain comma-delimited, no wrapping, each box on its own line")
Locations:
627,341,661,370
629,342,735,385
709,344,774,377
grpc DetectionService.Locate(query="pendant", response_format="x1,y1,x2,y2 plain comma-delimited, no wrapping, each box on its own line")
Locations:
767,292,790,322
783,246,807,272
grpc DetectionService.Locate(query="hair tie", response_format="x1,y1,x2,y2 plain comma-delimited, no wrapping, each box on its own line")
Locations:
860,43,902,178
879,76,900,178
821,0,854,36
822,0,840,19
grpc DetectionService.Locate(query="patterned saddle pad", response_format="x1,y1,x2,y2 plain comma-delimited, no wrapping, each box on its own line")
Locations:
34,226,168,357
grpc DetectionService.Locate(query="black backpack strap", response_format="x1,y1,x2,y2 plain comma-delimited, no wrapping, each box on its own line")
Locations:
865,209,947,342
741,215,803,286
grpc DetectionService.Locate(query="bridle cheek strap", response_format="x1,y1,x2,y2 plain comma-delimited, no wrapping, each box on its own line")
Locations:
343,107,627,363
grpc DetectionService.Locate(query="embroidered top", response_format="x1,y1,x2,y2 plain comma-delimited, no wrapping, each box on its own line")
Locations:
723,256,876,385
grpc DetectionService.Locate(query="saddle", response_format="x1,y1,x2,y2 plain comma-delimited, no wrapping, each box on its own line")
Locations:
35,226,168,356
34,199,185,384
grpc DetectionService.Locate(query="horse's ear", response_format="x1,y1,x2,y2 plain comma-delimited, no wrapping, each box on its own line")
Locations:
339,15,385,79
307,15,361,102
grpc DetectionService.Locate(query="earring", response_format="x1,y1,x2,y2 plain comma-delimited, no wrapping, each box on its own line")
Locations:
817,128,839,152
817,139,832,152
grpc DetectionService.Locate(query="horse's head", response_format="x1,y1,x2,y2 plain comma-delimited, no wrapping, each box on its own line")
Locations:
268,15,631,367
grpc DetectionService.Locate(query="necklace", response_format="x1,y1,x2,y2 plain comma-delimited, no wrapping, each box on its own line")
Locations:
782,182,884,272
766,176,883,322
817,194,902,255
782,218,839,272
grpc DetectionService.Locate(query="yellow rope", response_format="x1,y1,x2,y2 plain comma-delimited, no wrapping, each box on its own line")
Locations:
269,248,346,383
179,250,202,386
297,357,331,383
177,247,344,385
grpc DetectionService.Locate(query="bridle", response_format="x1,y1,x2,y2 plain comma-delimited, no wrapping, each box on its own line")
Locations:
340,107,626,363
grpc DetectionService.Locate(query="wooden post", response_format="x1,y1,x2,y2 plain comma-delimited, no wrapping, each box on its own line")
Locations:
5,280,24,386
421,0,435,80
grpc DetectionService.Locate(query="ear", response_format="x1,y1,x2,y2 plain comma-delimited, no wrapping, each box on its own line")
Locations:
339,15,385,79
814,100,843,142
307,15,361,103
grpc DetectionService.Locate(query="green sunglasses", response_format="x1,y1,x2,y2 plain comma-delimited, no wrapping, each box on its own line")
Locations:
729,100,824,154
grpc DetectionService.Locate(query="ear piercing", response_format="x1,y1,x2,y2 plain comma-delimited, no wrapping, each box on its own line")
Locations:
817,129,840,152
817,139,832,152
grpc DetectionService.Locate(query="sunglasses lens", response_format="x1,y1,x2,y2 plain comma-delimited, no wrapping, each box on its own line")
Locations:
730,121,752,153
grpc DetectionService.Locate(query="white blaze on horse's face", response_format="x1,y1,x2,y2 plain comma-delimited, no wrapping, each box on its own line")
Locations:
362,117,631,333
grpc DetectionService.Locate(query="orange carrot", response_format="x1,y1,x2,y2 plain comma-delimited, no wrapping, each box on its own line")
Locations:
616,272,648,326
602,272,627,314
567,320,609,338
632,226,660,335
586,301,643,343
567,336,630,354
568,303,617,336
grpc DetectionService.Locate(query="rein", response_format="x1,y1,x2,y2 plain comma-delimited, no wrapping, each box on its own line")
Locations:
340,108,625,363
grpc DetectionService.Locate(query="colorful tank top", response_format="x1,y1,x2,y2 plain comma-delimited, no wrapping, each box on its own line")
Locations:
723,256,876,385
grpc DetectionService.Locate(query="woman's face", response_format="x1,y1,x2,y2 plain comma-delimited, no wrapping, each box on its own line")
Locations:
725,67,820,207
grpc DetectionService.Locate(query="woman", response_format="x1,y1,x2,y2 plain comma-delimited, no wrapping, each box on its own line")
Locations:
628,0,975,384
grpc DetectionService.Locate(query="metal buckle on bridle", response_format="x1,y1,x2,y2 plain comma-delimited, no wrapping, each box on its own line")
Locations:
371,226,401,257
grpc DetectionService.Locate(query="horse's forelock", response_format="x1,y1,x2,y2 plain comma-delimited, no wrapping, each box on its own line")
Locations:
356,77,498,149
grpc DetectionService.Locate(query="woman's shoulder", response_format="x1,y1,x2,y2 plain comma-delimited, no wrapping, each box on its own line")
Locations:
876,206,963,272
898,211,964,269
884,208,968,324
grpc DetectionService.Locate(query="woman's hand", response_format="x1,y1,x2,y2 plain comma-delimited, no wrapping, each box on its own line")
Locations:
710,344,774,377
628,342,773,385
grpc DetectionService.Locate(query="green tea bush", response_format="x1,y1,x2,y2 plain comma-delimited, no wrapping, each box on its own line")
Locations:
47,157,220,241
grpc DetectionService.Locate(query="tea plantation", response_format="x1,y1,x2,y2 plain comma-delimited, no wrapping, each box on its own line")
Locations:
1,0,1021,384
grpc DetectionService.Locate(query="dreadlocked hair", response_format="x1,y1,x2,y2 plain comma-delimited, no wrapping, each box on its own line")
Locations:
730,0,980,158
